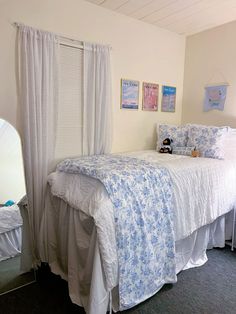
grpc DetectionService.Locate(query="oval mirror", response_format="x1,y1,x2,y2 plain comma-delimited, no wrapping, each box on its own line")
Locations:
0,118,35,294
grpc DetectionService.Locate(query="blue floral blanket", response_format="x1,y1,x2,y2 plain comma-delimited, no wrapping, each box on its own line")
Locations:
57,155,176,310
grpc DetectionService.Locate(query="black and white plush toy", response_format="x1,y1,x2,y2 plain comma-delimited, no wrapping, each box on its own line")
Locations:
159,138,173,154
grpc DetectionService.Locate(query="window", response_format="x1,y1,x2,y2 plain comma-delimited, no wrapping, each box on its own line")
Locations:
55,44,83,160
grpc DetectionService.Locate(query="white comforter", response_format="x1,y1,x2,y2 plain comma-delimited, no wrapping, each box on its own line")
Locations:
48,151,236,289
0,204,23,234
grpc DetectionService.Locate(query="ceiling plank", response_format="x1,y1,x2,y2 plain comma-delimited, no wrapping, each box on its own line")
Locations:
101,0,130,10
142,0,201,23
155,0,218,27
117,0,154,15
131,0,176,19
84,0,236,36
165,0,236,34
86,0,105,4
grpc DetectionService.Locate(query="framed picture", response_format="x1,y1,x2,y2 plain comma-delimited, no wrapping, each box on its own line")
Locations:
142,82,159,111
120,79,139,109
161,85,176,112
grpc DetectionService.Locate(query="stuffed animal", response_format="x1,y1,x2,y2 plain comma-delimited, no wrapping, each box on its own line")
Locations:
159,138,173,154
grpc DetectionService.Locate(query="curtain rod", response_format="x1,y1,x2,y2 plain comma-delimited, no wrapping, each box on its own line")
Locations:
60,42,83,50
11,22,112,50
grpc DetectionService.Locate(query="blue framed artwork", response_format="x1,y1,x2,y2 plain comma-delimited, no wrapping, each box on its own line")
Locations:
120,79,139,109
161,85,176,112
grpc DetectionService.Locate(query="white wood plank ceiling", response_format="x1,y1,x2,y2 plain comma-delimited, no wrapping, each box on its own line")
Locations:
85,0,236,36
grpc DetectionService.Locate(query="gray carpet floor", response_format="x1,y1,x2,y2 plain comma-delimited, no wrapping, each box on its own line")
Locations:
124,247,236,314
0,247,236,314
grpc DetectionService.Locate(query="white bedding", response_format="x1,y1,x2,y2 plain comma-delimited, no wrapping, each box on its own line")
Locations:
0,204,23,234
0,227,22,261
48,151,236,292
0,204,23,261
127,151,236,240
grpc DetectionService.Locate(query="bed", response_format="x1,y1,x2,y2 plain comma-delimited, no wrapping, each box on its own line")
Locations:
44,149,236,314
0,204,23,262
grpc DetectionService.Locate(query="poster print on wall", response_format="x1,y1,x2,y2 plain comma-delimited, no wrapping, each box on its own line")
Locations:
121,79,139,109
161,85,176,112
142,82,159,111
203,85,227,111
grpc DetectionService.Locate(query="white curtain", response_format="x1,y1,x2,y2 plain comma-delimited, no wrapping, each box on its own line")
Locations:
83,43,112,155
17,25,59,265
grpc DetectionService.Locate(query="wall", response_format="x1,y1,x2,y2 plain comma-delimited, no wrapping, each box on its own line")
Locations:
0,0,185,153
182,20,236,127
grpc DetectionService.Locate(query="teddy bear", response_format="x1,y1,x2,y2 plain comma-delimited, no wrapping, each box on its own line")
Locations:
159,138,173,154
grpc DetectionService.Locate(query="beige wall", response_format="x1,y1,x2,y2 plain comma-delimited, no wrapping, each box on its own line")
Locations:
182,20,236,127
0,0,185,153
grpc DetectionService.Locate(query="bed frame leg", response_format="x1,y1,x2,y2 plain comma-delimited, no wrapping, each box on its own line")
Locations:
231,208,235,251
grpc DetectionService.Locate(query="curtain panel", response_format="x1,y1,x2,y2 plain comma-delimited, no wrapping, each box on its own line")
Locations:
17,26,112,266
83,43,112,155
17,25,59,265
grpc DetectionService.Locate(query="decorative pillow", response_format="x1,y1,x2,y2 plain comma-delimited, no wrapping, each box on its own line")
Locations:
172,146,195,156
223,128,236,160
157,124,188,150
186,124,228,159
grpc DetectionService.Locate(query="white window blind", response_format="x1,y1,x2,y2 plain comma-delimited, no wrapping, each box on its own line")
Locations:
55,44,83,160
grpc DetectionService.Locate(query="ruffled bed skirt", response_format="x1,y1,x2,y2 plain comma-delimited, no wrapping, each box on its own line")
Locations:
45,196,229,314
0,227,22,262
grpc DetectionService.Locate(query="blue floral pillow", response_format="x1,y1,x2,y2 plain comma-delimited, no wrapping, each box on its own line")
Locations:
157,124,188,150
187,124,228,159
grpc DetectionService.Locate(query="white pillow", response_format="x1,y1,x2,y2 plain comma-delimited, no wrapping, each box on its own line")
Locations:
186,124,228,159
157,124,188,150
223,128,236,160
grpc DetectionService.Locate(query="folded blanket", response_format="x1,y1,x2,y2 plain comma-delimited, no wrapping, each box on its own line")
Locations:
57,154,176,310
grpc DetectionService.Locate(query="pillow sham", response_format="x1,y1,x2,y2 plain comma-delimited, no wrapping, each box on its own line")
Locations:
157,124,188,150
186,124,228,159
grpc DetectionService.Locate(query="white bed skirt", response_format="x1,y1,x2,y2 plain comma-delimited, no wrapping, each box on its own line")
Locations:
0,227,22,262
46,196,227,314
